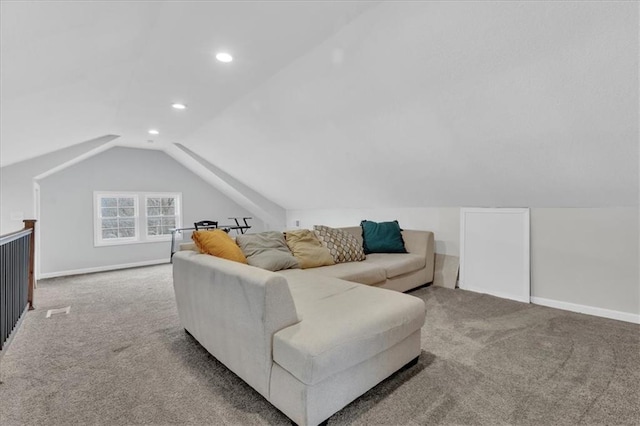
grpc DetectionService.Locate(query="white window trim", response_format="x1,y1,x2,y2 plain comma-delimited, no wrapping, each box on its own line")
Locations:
94,192,140,247
144,193,182,242
93,191,182,247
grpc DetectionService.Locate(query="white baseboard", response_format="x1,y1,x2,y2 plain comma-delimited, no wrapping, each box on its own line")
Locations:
460,284,530,304
38,259,169,279
530,296,640,324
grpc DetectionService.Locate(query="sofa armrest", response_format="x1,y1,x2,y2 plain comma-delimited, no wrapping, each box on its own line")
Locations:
401,230,435,283
172,251,300,398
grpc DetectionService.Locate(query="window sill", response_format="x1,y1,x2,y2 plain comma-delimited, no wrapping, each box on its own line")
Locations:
94,236,181,248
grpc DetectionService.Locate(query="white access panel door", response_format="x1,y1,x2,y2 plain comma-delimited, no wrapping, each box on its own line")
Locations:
459,208,530,303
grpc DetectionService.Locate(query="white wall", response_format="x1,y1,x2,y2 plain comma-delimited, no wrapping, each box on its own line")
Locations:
287,207,460,256
38,147,264,276
0,135,116,234
288,207,639,320
530,207,639,319
168,143,286,230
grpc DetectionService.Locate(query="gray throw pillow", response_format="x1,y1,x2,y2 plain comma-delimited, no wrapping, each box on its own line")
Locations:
236,231,300,272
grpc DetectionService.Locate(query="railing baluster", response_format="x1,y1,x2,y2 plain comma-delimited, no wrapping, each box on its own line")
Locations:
0,220,37,351
10,240,14,340
12,240,16,337
1,243,5,350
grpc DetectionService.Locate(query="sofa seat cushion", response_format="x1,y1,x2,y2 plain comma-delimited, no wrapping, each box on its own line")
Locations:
304,262,386,286
363,253,426,279
273,270,426,385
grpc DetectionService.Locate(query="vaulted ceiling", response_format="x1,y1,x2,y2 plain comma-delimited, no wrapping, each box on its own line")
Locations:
1,1,638,209
0,1,376,165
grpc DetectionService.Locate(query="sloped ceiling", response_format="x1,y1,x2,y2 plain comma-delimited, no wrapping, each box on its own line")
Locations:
0,1,377,166
181,1,639,209
2,1,638,209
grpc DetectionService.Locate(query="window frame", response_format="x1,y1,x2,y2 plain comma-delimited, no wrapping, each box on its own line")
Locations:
144,193,182,241
93,191,182,247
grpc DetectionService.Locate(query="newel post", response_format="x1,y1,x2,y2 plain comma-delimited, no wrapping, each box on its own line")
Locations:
23,219,36,310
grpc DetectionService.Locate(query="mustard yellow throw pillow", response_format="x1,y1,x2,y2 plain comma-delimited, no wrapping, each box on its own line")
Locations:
285,229,335,269
192,230,248,264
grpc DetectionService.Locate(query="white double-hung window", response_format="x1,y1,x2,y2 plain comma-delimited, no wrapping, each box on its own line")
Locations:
94,191,182,246
97,194,139,242
145,195,179,238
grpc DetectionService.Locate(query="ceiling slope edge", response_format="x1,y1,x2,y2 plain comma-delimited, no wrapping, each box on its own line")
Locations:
33,135,120,181
0,134,118,174
165,144,286,230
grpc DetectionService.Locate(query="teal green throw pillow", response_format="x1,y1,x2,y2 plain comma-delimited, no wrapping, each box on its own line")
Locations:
360,220,407,254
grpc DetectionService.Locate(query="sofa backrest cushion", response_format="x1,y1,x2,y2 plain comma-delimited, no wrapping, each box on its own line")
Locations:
236,231,300,272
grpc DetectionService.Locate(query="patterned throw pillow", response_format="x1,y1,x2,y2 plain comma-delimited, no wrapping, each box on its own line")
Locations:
313,225,366,263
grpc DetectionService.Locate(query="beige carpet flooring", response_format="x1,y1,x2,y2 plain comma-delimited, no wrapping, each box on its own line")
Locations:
0,264,638,425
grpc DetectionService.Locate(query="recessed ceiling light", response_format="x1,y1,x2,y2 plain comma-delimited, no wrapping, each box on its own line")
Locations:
148,129,159,135
215,52,233,63
172,103,187,110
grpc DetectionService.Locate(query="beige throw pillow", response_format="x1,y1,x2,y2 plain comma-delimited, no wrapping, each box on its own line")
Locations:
313,225,366,263
285,230,335,269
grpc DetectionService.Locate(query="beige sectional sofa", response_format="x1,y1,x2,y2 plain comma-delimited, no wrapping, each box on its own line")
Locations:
172,227,434,425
